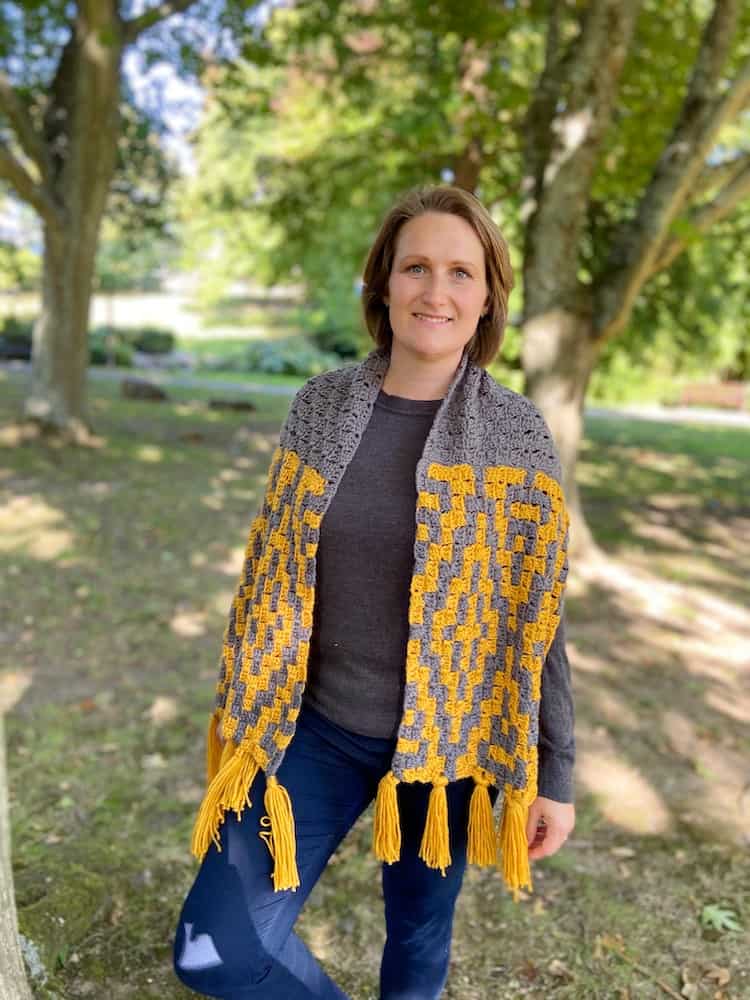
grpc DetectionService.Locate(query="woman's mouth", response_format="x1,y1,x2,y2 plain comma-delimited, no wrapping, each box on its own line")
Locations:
413,313,452,325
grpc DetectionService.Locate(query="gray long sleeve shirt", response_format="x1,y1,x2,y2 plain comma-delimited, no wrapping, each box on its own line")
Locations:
302,387,576,802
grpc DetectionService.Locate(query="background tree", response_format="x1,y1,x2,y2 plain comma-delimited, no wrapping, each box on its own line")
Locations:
520,0,750,551
179,0,750,553
0,0,254,439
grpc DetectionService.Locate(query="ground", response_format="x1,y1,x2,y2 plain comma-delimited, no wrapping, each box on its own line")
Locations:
0,368,748,999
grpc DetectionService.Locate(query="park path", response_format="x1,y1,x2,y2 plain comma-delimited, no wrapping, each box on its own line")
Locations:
2,359,750,425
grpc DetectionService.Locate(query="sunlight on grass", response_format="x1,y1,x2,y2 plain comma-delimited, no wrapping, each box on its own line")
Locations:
577,748,671,834
0,669,33,713
134,443,164,462
0,495,73,559
170,608,208,638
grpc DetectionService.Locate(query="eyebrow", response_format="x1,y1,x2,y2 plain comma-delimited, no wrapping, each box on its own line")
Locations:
399,254,479,269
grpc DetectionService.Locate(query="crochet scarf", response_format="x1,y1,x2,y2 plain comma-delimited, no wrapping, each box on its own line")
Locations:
190,345,570,901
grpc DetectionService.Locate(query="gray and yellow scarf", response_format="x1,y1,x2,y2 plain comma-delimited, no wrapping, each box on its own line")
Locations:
190,345,569,900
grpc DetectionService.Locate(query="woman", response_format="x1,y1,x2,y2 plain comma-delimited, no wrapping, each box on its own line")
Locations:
173,184,576,1000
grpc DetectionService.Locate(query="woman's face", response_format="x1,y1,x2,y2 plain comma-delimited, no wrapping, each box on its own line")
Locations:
384,211,489,365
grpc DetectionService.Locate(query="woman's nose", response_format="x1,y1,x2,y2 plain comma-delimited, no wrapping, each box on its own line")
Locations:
420,274,451,305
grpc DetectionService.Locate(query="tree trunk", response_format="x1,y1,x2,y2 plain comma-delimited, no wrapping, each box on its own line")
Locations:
22,8,122,439
0,715,33,1000
521,308,602,560
25,218,102,437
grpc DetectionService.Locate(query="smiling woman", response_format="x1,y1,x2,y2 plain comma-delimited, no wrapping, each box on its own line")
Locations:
173,184,576,1000
378,212,490,400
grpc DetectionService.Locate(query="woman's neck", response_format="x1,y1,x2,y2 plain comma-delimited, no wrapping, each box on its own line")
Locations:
381,344,462,400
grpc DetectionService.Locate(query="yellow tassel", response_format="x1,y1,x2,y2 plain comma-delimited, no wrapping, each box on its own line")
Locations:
206,711,224,785
498,787,533,902
373,771,401,864
467,777,498,866
219,737,236,768
263,776,300,892
190,749,259,860
418,777,451,876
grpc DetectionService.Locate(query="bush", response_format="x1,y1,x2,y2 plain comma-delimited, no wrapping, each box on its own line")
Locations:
307,325,363,359
89,328,134,367
197,336,342,378
0,314,34,360
243,337,342,376
126,327,175,355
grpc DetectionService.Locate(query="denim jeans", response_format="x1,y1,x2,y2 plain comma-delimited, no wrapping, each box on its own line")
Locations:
173,702,498,999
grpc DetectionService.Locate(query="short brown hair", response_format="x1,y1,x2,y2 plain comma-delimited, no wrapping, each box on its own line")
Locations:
360,185,514,368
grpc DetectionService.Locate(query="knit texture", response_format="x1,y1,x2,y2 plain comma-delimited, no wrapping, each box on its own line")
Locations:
191,345,570,899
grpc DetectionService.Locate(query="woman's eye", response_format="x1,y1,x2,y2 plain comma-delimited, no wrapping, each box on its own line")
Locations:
405,264,470,278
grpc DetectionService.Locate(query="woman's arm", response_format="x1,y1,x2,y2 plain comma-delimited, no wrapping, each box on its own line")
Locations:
536,606,576,804
525,604,576,861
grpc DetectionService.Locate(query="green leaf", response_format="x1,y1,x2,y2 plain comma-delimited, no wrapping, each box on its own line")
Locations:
700,904,743,933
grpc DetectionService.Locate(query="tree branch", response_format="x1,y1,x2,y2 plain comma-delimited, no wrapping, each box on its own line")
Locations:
0,140,59,225
521,0,642,315
122,0,201,43
649,157,750,275
521,0,564,210
0,72,51,182
595,0,745,341
693,150,750,198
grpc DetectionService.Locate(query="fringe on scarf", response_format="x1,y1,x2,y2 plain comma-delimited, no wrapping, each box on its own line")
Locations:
261,775,300,892
418,777,451,876
196,729,534,902
190,743,260,859
467,776,498,866
371,771,534,902
373,770,401,863
498,786,534,902
192,721,301,893
206,709,224,785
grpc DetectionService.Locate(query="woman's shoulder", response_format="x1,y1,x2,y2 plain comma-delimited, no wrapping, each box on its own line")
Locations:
476,367,553,434
473,368,562,481
294,359,360,400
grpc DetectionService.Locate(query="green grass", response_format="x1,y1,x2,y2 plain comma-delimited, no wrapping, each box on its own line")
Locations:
2,373,749,999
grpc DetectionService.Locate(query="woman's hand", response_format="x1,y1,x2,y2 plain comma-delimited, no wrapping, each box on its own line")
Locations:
526,796,575,861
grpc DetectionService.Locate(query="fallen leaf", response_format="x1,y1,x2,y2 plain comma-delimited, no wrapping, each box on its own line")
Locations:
143,695,179,726
703,965,730,987
547,958,573,979
610,846,636,858
520,959,539,981
681,962,701,998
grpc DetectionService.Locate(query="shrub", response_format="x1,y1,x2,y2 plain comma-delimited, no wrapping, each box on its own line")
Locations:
126,327,176,355
244,337,342,376
0,314,34,360
307,325,363,359
89,328,134,367
197,336,342,378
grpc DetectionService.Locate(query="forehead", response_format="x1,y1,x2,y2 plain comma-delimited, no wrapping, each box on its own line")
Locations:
393,211,485,263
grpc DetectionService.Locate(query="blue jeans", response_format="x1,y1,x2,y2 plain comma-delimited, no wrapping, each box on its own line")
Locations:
173,703,498,999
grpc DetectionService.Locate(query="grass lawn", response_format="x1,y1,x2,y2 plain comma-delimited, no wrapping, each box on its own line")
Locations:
1,369,748,999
